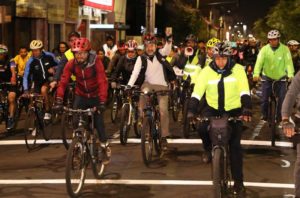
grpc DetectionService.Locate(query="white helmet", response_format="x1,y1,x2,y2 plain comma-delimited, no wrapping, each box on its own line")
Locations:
287,40,300,46
30,40,43,50
267,30,280,39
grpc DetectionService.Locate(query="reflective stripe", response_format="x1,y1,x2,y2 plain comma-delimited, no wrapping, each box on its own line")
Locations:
65,49,74,61
208,77,237,85
191,94,201,100
240,91,250,96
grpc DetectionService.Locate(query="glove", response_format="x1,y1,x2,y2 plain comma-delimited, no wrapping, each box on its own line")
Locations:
53,98,64,114
97,102,106,113
282,119,295,138
111,82,117,89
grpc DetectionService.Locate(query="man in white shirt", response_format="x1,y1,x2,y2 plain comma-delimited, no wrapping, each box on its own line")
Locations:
128,30,174,150
103,34,117,60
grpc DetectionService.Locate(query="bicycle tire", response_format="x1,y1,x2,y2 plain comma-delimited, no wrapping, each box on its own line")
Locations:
133,106,141,138
61,114,73,150
182,99,191,138
153,117,162,156
24,108,40,150
212,148,226,198
269,100,276,147
120,104,130,145
111,92,119,123
65,136,87,198
172,88,180,122
41,111,54,141
141,117,153,166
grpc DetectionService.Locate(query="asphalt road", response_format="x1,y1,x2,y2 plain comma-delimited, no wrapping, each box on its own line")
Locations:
0,98,297,198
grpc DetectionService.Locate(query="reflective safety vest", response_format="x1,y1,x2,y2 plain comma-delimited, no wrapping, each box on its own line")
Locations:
204,55,213,68
64,49,76,81
166,56,172,63
183,49,201,84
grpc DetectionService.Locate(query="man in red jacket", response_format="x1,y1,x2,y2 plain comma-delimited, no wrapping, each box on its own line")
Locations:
55,38,110,163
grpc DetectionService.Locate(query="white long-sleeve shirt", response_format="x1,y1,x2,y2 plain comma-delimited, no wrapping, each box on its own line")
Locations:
128,42,172,86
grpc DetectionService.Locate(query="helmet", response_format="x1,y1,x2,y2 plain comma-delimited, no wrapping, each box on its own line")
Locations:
287,40,300,46
30,40,43,50
137,45,144,50
68,31,80,39
143,33,157,45
71,38,91,52
185,34,197,42
249,37,257,42
206,38,221,48
117,40,127,50
213,42,232,56
0,44,8,54
267,30,281,39
126,40,138,51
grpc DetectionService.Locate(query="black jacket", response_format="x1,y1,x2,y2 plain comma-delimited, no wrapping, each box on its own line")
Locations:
111,55,137,85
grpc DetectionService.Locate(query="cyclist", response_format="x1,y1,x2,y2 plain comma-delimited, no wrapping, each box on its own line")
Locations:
253,29,294,122
54,38,110,163
287,40,300,73
103,34,117,60
127,30,174,150
111,40,138,88
281,70,300,197
166,45,179,67
187,42,252,196
96,47,110,71
106,40,127,74
50,31,80,89
11,46,31,77
0,44,18,130
54,41,69,62
243,37,259,73
23,40,58,120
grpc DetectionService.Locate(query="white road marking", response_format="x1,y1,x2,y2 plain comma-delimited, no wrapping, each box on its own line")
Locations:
281,160,291,168
0,138,294,147
0,179,294,189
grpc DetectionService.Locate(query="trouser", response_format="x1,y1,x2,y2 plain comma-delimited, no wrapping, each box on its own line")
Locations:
197,107,244,182
139,82,169,137
261,80,286,121
73,95,107,142
295,144,300,197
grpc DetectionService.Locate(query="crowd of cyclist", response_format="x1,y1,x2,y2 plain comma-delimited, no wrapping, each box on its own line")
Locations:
1,28,300,197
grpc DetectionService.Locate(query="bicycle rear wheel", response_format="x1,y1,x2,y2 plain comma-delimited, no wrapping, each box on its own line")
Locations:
65,136,87,198
61,113,73,150
171,88,180,122
268,100,276,147
120,104,130,145
212,148,226,198
24,108,40,150
153,119,162,156
133,106,141,138
141,117,153,166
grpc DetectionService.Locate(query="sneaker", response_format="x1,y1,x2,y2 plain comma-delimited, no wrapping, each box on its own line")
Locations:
233,181,246,197
100,142,111,165
6,117,15,130
161,137,168,151
202,151,212,164
44,113,52,120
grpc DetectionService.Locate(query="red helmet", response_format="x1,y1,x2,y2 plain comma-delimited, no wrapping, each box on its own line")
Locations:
143,33,157,45
71,38,91,52
126,40,138,51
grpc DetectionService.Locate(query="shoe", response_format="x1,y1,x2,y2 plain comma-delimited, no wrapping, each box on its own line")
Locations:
6,117,15,130
202,151,212,164
44,113,52,120
161,137,168,151
100,142,111,165
233,181,246,197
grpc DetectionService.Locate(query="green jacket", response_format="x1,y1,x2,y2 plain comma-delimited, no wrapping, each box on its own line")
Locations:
253,43,294,80
192,63,250,111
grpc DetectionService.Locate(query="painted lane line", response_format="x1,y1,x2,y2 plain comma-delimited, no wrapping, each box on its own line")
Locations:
0,179,294,189
0,139,293,147
281,160,291,168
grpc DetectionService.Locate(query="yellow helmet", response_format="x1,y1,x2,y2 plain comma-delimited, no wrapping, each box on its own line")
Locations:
206,38,221,48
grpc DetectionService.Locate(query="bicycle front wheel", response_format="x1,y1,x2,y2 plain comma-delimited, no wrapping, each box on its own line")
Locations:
212,148,226,198
91,140,105,179
120,104,130,145
141,117,153,166
110,92,119,123
24,108,40,150
65,136,87,198
61,114,73,150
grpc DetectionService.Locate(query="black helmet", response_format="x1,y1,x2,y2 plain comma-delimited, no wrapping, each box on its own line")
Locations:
68,31,80,39
185,34,197,42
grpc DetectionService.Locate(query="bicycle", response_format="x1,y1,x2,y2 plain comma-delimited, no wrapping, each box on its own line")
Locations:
140,89,170,166
0,82,11,130
119,85,141,145
199,116,239,197
65,107,107,198
110,84,124,123
262,77,288,146
61,82,75,150
23,93,55,150
169,79,181,122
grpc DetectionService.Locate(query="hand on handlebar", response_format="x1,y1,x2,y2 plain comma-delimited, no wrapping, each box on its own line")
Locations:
282,119,295,138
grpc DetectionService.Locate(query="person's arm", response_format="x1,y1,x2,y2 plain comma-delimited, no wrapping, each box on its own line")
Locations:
237,66,252,110
127,56,142,86
282,71,300,118
253,47,265,78
95,57,108,103
54,54,68,81
23,58,33,91
159,41,172,57
10,60,17,85
285,47,295,78
106,54,119,74
56,61,73,99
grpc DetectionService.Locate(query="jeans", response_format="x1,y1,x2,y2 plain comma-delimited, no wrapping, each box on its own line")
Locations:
73,95,107,142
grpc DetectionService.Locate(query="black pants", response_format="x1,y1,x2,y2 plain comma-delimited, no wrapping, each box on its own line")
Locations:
197,107,244,183
73,95,107,142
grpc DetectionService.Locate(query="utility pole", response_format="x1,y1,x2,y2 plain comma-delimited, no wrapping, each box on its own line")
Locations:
146,0,155,34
